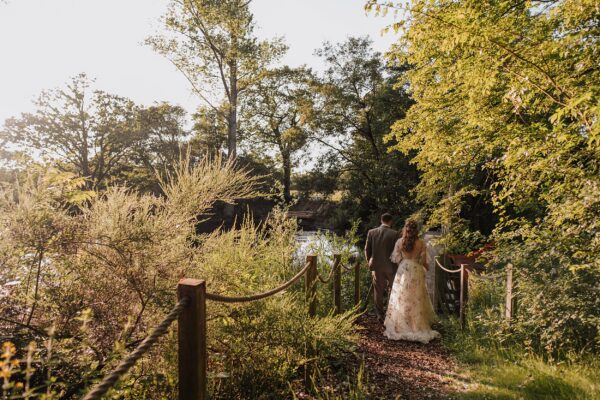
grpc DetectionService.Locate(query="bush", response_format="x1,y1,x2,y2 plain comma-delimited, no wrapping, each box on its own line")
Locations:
442,302,600,400
0,158,359,399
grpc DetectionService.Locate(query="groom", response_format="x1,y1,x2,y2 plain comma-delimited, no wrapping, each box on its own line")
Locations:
364,213,400,323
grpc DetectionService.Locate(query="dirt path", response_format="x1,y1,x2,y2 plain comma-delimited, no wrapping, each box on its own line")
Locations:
354,314,460,399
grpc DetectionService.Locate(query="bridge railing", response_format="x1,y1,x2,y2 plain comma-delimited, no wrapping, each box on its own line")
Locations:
434,256,514,329
83,254,364,400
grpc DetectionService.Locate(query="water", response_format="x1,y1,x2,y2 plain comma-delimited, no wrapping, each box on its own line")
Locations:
294,230,360,262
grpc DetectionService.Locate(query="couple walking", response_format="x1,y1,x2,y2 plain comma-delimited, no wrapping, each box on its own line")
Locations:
364,214,440,343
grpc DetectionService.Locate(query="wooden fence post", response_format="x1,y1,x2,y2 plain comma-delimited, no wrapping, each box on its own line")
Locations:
304,255,317,388
505,263,514,324
305,255,317,317
177,279,207,400
459,265,468,329
354,260,360,308
333,254,342,314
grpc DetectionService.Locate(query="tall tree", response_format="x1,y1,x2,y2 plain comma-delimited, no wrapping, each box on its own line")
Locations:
309,37,418,227
368,0,599,354
1,74,140,189
314,37,387,161
147,0,286,159
126,102,192,193
191,104,228,156
242,66,314,203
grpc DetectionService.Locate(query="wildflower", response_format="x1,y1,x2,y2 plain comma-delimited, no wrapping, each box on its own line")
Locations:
2,342,16,358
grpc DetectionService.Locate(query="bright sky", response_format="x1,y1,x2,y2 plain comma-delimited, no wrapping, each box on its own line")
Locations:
0,0,397,124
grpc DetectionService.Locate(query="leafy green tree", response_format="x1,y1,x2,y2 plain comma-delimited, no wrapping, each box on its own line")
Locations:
241,66,314,203
310,37,418,228
1,74,140,190
147,0,286,159
1,77,197,193
368,0,599,354
125,102,192,193
191,104,228,156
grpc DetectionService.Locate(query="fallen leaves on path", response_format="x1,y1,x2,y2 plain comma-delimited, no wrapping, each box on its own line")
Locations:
353,314,460,399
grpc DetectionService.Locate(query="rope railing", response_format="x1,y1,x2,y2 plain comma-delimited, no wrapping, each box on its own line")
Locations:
205,260,312,303
81,254,366,400
434,256,463,273
434,256,516,331
316,263,335,283
83,297,190,400
434,256,469,328
341,262,355,272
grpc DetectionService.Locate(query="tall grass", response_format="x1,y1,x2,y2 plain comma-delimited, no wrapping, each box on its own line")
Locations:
0,160,360,399
292,363,373,400
442,275,600,400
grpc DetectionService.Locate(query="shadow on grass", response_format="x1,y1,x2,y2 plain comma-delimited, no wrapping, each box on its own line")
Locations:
442,318,599,400
452,366,592,400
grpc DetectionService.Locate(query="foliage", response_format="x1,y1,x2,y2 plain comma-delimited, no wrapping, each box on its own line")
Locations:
191,104,229,156
294,363,373,400
309,37,419,231
368,0,600,355
146,0,287,159
438,221,488,256
442,288,600,400
125,102,192,193
293,156,340,200
241,66,315,203
1,340,63,399
1,74,138,190
0,158,358,398
0,76,193,192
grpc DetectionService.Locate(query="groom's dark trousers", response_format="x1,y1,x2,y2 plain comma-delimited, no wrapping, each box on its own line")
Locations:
364,224,399,320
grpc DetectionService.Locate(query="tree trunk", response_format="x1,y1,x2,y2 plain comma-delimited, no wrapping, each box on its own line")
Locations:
282,150,292,204
363,111,380,159
227,61,238,160
79,101,91,187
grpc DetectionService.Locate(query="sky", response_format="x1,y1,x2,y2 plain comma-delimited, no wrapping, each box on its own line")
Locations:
0,0,398,124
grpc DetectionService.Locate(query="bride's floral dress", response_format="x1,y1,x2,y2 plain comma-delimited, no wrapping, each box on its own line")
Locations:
383,239,440,343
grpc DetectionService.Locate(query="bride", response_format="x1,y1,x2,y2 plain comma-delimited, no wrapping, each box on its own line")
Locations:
384,219,440,343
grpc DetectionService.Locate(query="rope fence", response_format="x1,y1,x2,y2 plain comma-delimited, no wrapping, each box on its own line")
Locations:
82,249,514,400
82,254,367,400
205,260,312,303
83,297,190,400
316,262,335,283
434,256,515,329
434,256,463,273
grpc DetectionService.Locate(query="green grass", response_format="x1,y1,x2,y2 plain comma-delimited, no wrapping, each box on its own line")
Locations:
442,320,600,400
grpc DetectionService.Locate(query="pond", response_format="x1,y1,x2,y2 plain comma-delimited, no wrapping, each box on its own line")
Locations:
295,230,361,262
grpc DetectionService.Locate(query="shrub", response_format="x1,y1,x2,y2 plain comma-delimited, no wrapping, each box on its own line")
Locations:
0,158,359,398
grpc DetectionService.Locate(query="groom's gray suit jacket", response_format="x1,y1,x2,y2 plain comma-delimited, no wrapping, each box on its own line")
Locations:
364,225,399,273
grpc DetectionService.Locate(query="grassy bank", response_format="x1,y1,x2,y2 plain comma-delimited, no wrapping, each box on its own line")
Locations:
442,320,600,400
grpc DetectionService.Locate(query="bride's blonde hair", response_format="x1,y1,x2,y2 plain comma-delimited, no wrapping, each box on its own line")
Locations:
401,219,419,252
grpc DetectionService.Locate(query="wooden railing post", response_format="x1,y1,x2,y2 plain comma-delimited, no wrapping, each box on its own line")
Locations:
354,260,360,308
505,263,514,324
333,254,342,314
177,279,207,400
305,255,317,317
304,255,317,389
459,265,467,329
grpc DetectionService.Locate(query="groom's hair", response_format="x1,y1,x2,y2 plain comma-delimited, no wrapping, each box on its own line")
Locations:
381,213,393,224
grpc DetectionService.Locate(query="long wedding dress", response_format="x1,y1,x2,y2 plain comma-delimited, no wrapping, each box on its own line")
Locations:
384,239,440,343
